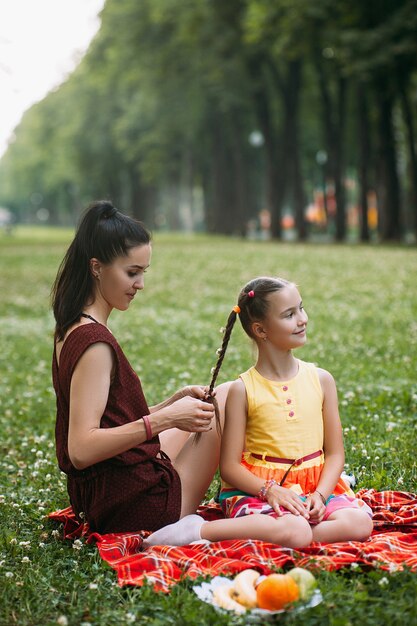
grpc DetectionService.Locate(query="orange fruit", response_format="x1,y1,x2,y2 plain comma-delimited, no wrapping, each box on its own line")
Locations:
256,573,300,611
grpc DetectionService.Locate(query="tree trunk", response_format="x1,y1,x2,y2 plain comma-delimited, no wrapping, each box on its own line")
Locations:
313,47,347,241
205,110,236,234
357,82,371,242
230,114,251,236
334,77,347,241
129,167,156,227
374,76,402,241
398,71,417,241
246,52,285,239
280,60,306,240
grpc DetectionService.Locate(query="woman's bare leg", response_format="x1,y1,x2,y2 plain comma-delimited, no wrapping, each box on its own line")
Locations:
158,428,191,461
171,382,231,517
311,509,373,543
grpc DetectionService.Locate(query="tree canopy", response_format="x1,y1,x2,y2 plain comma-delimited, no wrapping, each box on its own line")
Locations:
1,0,416,242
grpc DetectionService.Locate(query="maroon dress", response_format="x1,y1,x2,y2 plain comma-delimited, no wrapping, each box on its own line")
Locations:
52,323,182,533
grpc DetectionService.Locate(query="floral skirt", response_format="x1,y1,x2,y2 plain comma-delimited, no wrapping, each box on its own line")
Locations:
219,490,373,524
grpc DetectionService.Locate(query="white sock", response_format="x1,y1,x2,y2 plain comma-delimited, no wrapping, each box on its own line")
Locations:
143,514,205,548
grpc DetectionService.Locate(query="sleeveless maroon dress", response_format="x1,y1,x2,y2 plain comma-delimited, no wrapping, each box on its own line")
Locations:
52,323,182,533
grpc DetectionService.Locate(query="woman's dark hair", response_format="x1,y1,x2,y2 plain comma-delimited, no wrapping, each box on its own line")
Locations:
51,200,151,341
201,277,291,440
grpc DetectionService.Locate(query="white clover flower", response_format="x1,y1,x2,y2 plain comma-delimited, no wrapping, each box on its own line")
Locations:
57,616,68,626
89,583,98,590
0,495,5,503
350,563,359,570
51,530,60,538
10,538,17,545
5,571,14,578
21,556,30,563
379,577,389,586
126,613,136,624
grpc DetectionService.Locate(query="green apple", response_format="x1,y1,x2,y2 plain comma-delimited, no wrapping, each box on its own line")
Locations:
287,568,317,600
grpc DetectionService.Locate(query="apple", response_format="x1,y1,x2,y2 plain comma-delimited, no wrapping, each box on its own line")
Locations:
287,567,317,600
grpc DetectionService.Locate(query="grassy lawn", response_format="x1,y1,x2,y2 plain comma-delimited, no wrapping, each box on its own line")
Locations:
0,227,416,625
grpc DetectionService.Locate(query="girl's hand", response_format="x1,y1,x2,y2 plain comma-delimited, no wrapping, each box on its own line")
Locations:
305,492,326,523
267,484,310,519
168,395,215,432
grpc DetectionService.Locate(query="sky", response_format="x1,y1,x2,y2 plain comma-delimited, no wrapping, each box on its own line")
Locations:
0,0,106,157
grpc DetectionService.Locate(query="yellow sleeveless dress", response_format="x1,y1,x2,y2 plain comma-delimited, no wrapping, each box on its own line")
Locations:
219,360,372,520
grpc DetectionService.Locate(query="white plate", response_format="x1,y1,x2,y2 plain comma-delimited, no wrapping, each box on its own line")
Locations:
193,576,323,621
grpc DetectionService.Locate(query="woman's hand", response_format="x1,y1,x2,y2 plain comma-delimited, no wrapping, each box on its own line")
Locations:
305,492,326,523
166,395,215,432
266,484,310,519
176,385,215,401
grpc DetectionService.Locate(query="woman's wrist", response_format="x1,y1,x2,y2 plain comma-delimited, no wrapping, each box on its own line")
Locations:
142,415,153,440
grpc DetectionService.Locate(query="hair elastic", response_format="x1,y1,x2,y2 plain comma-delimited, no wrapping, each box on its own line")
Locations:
233,305,241,314
248,290,255,298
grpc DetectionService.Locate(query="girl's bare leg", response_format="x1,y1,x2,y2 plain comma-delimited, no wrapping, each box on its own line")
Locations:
171,382,231,517
311,509,373,543
144,511,312,549
201,513,313,549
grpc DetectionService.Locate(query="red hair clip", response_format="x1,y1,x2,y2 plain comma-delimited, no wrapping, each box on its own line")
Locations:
248,290,255,298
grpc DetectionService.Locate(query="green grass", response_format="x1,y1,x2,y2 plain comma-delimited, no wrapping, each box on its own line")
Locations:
0,227,416,625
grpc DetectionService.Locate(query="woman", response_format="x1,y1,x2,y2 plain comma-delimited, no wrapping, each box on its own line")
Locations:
51,200,229,538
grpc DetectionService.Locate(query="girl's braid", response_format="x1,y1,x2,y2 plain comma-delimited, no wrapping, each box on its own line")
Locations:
194,309,238,444
208,309,238,397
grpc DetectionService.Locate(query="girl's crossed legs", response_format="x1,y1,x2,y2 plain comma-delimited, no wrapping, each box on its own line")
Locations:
311,507,373,543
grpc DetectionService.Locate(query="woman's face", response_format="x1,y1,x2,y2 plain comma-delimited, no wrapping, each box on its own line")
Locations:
91,244,152,311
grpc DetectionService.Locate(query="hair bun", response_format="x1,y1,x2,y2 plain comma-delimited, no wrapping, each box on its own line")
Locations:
100,201,118,219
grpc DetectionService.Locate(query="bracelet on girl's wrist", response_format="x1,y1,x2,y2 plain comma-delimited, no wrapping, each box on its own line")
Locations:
258,479,278,501
314,489,327,505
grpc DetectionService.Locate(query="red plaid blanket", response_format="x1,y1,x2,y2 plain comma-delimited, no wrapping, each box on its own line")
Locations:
48,489,417,592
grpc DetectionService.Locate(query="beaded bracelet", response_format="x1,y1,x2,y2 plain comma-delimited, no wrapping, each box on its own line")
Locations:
258,478,278,501
142,415,153,441
314,489,327,505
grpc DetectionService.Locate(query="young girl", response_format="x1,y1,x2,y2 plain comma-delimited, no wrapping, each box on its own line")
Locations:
146,276,373,547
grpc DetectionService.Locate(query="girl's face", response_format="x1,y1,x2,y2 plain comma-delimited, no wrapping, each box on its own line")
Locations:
256,284,308,350
91,244,152,311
